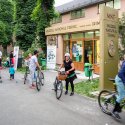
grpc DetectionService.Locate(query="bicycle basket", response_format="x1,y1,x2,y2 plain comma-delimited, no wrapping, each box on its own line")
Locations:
58,72,67,80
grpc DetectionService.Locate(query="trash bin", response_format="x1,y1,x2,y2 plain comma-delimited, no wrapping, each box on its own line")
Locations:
84,63,92,77
41,58,46,67
17,58,22,68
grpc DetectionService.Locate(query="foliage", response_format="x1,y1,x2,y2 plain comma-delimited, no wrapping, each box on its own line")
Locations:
0,0,13,53
16,0,37,51
31,0,56,51
70,79,99,97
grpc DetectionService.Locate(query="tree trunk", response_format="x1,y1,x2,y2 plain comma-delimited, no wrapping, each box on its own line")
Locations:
2,45,7,56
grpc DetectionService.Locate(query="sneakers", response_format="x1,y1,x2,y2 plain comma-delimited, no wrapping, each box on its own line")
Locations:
32,84,36,87
29,84,36,89
65,91,74,96
112,111,121,120
70,92,74,96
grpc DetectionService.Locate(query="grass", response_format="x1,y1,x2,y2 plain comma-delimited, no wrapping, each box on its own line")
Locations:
73,79,99,97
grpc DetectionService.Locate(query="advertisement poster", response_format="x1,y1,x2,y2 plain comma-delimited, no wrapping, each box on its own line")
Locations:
47,46,56,69
14,46,19,70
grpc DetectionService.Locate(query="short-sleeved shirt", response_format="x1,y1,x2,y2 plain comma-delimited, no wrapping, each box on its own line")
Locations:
29,55,38,70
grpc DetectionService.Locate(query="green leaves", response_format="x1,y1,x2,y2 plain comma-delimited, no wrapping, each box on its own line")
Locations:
16,0,37,51
0,0,13,49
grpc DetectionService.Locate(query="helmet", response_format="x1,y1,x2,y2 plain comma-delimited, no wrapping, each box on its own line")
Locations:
65,53,70,57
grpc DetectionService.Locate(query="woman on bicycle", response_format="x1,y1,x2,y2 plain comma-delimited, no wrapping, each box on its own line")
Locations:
59,53,77,96
113,59,125,118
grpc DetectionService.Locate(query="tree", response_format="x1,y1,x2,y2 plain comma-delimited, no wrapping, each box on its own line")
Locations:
16,0,37,51
31,0,56,51
0,0,13,55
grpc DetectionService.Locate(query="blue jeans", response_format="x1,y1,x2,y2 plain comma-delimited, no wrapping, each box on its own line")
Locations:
115,75,125,103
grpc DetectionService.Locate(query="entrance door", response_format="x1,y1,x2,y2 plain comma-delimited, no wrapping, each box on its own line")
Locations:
84,40,93,64
84,39,100,74
71,40,84,71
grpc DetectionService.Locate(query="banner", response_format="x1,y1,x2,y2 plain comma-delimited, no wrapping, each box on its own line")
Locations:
47,46,56,69
14,46,19,70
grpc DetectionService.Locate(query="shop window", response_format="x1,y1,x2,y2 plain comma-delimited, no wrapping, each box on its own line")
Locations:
72,41,83,62
114,0,121,9
85,32,94,39
98,0,121,14
95,31,100,38
71,9,85,20
106,1,113,8
71,33,83,39
64,41,70,54
50,16,62,24
98,3,105,13
94,40,100,64
63,34,70,40
84,40,93,64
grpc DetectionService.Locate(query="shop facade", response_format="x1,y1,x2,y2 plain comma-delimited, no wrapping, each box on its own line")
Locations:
45,18,100,73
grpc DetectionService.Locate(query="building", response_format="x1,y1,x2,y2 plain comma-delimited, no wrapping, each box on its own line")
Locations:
45,0,125,73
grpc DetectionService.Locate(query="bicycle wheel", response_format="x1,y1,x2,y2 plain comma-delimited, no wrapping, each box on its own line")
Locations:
39,72,44,86
36,71,41,91
98,90,116,115
24,73,27,84
56,80,63,99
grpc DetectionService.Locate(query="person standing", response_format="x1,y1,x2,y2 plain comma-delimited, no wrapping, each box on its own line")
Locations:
59,53,77,96
9,51,14,65
9,64,15,80
0,50,2,67
29,50,41,88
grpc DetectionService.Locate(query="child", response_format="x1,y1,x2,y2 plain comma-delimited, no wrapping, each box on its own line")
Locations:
9,64,15,80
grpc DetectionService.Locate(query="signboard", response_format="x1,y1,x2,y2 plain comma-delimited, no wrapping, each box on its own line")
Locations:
14,46,19,70
47,46,56,69
45,18,100,35
100,6,118,90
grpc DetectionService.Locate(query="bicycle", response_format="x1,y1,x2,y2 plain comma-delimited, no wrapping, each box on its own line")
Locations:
53,71,66,99
98,78,125,120
35,68,44,91
24,66,30,84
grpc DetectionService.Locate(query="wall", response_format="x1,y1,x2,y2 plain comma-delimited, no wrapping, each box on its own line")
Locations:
56,35,63,64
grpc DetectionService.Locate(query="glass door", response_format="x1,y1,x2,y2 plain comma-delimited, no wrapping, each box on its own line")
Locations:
64,40,70,54
71,41,83,62
84,40,93,64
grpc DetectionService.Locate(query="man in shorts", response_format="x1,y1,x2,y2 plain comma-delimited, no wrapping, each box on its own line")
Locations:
29,50,41,88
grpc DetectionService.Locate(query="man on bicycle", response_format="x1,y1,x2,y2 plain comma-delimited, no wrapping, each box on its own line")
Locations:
29,50,41,88
113,60,125,119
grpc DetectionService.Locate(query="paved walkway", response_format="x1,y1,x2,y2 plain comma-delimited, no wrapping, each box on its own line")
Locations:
0,69,125,125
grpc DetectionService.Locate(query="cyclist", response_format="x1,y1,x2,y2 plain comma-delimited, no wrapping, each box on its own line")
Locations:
29,50,41,88
59,53,77,96
113,60,125,119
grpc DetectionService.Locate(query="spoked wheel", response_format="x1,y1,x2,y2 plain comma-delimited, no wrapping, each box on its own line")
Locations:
36,72,41,91
56,80,63,100
39,72,44,86
24,73,27,84
98,90,116,115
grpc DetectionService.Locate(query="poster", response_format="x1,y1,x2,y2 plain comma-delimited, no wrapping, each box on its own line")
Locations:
47,46,56,69
14,46,19,70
